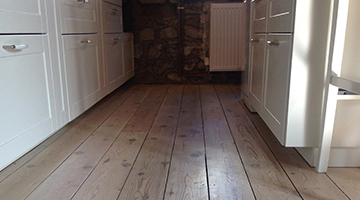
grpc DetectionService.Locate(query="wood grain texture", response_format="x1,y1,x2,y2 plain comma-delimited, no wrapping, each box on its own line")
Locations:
327,168,360,200
118,85,183,200
215,84,302,200
71,85,169,200
233,88,350,200
164,85,208,200
0,84,135,200
200,84,255,200
2,84,358,200
228,84,243,100
25,85,153,200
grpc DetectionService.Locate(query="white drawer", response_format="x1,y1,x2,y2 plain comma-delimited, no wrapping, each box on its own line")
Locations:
103,33,124,92
0,34,54,170
62,34,103,120
61,0,98,34
0,35,45,58
252,0,267,33
104,0,122,6
122,33,134,77
267,0,295,33
0,0,46,34
102,2,123,33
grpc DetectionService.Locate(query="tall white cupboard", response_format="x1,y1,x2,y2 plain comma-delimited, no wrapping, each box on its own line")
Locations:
249,0,334,147
248,0,360,167
0,0,134,171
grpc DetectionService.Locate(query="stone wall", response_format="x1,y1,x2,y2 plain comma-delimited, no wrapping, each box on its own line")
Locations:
132,0,245,83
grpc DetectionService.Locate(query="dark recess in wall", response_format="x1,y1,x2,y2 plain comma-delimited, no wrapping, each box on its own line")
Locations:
129,0,245,84
123,0,134,32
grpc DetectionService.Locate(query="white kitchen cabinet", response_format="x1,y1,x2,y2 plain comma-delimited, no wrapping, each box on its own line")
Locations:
299,0,360,167
249,34,266,113
262,34,292,143
104,34,124,92
122,33,134,81
100,0,132,94
0,35,56,170
0,0,47,34
63,34,104,120
0,0,134,172
249,0,334,147
267,0,295,33
104,33,133,93
251,0,267,33
60,0,98,34
102,1,123,33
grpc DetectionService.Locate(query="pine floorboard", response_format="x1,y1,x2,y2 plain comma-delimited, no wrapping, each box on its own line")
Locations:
164,85,208,200
1,83,359,200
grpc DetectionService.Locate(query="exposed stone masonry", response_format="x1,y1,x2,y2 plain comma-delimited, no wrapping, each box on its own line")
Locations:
132,0,244,83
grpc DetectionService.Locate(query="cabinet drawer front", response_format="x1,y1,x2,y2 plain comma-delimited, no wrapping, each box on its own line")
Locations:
104,34,124,92
262,34,292,144
0,52,52,144
64,34,98,49
122,33,134,75
0,35,45,58
249,34,267,114
252,0,267,33
61,0,98,34
0,34,56,170
102,2,123,33
267,0,295,33
103,0,122,6
63,34,102,119
0,0,46,33
0,52,54,170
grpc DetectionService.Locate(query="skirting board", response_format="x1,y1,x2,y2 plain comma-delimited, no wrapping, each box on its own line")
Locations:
0,123,71,182
296,147,360,167
241,92,256,113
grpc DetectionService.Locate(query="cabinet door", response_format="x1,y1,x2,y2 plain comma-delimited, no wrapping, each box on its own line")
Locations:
60,0,98,34
63,34,103,120
122,33,134,81
251,0,267,33
249,34,266,114
267,0,295,33
104,34,124,93
0,0,46,34
0,35,55,170
102,2,123,33
262,34,292,145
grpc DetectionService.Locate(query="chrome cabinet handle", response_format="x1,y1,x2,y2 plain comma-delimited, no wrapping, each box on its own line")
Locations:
111,8,120,14
267,41,279,46
252,0,262,3
113,37,123,44
80,40,92,44
2,44,29,51
250,39,259,43
77,0,89,4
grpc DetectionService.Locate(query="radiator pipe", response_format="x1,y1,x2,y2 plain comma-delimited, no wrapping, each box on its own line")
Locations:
177,0,184,76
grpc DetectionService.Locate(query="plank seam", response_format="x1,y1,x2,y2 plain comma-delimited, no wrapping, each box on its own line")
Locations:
70,85,151,199
23,84,138,200
325,173,352,200
161,85,185,200
199,85,211,200
230,85,304,200
115,85,170,200
214,84,257,200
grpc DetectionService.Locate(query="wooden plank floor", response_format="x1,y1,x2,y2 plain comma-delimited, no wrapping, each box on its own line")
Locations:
1,84,359,200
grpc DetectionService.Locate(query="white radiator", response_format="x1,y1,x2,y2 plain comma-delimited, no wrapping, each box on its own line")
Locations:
210,3,247,72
